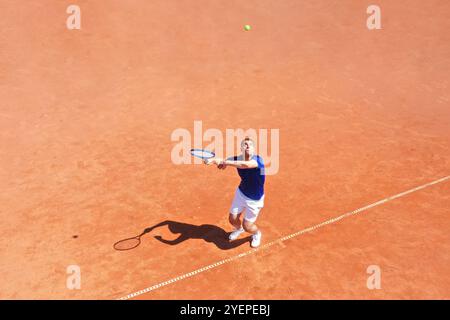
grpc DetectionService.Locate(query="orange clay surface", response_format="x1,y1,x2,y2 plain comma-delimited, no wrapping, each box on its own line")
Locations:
0,0,449,299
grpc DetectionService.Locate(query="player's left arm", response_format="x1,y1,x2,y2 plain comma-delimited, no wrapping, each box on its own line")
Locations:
204,157,258,169
223,158,258,169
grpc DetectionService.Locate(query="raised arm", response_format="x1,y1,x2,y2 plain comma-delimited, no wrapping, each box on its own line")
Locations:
223,158,258,169
204,156,258,169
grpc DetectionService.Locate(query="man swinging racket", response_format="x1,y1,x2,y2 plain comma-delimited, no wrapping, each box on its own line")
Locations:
203,137,265,248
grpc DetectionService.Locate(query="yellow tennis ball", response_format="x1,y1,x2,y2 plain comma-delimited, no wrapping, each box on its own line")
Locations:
244,25,251,31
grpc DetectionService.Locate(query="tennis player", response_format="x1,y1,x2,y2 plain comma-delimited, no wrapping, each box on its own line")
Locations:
204,137,265,248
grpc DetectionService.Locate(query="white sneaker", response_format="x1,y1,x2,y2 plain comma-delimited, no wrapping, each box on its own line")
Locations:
251,231,262,248
229,227,244,241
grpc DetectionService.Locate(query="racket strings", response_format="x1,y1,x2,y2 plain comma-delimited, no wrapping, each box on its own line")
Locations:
190,149,215,159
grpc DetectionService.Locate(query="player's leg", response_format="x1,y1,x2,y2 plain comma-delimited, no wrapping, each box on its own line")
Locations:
243,215,262,248
229,212,242,230
243,219,259,234
228,212,245,241
242,196,264,248
228,189,245,241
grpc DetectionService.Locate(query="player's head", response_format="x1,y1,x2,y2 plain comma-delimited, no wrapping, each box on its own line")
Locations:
241,137,255,156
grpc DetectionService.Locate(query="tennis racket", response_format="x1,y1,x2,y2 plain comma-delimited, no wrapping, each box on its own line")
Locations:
190,148,215,160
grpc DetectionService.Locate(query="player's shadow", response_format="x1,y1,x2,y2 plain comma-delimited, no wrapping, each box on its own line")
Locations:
143,220,251,250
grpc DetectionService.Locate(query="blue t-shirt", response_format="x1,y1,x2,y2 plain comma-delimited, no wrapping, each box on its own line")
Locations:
235,155,265,200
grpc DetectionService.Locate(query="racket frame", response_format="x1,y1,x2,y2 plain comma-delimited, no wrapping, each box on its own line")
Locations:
190,148,215,159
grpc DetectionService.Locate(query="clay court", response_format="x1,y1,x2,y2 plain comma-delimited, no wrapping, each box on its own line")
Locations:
0,0,449,299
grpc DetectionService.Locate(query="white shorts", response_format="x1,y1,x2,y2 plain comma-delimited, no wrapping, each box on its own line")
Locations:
229,188,264,223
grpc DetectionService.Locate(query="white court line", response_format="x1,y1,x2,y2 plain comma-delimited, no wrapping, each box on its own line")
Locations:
117,175,450,300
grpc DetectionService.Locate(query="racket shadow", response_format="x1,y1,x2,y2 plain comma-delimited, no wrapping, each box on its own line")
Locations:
129,220,251,250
